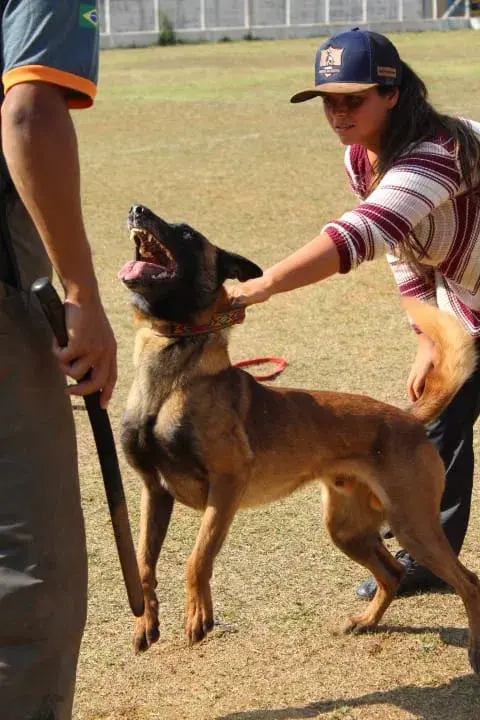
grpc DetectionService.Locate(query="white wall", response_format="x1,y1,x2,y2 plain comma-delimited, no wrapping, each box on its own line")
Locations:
97,0,471,48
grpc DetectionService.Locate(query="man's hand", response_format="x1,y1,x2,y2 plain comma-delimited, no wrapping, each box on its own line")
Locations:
407,333,436,402
53,292,117,409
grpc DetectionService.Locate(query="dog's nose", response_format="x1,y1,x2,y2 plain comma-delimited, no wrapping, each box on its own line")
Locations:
130,204,147,219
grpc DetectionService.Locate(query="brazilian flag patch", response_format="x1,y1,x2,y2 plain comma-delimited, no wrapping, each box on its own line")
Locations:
79,4,98,28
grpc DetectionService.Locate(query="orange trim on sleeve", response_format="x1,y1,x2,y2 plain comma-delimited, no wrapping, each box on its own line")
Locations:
2,65,97,108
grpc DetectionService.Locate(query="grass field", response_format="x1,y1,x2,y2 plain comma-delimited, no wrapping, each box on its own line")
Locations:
72,30,480,720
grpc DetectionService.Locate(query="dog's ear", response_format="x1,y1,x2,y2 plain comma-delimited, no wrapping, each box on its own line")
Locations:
217,248,263,282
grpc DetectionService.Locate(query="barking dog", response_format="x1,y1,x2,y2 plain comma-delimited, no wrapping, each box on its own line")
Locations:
119,204,480,673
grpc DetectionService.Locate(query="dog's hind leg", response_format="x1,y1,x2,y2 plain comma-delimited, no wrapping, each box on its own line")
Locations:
322,482,404,634
133,472,174,654
184,472,248,644
398,529,480,673
387,455,480,673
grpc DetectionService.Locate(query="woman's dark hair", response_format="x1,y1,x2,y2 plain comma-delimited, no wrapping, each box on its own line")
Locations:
374,61,480,267
377,61,480,191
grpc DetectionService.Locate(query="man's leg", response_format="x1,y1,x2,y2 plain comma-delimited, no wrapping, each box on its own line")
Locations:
0,196,87,720
356,355,480,600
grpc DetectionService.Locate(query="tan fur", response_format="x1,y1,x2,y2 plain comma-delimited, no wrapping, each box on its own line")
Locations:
123,279,480,674
404,297,477,423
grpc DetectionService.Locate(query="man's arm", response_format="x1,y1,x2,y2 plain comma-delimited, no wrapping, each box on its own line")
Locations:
1,81,116,407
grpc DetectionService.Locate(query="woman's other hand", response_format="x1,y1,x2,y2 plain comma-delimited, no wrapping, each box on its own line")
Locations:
407,333,436,402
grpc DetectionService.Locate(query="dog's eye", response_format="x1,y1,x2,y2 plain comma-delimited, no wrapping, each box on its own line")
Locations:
184,231,192,240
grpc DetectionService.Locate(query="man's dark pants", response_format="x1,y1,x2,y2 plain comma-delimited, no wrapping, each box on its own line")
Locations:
0,191,87,720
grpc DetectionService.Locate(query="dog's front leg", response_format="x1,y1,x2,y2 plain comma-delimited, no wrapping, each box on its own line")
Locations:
133,475,174,654
184,473,247,644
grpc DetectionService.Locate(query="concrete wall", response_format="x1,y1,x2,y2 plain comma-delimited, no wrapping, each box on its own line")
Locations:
98,0,472,48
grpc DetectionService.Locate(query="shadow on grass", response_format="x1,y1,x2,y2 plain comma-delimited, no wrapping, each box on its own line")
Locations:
216,673,480,720
367,623,468,648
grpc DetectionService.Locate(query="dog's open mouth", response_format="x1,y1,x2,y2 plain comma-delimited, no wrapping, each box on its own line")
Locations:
119,227,178,285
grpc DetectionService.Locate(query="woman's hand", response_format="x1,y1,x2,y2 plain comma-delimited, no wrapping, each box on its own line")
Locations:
227,275,273,308
407,333,436,402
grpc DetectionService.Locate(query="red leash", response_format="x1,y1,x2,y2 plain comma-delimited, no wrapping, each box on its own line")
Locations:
233,356,287,381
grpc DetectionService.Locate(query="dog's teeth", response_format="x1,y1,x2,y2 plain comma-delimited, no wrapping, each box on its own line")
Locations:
130,227,147,243
128,227,174,266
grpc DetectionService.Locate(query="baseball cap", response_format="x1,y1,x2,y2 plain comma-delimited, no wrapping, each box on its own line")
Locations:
290,27,402,103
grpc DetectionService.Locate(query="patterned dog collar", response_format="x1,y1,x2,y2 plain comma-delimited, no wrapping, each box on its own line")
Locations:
153,307,246,337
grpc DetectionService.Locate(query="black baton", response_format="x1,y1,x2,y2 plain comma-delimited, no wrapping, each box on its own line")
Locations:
31,277,144,618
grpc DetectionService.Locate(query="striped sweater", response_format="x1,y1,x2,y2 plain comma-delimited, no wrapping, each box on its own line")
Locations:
322,120,480,335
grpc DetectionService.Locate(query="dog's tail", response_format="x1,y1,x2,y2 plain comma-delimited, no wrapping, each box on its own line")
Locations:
404,298,477,424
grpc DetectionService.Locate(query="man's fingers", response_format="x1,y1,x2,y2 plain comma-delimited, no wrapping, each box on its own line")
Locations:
61,355,95,381
53,343,76,363
66,359,107,397
50,298,117,403
99,356,118,409
65,351,116,405
66,377,100,399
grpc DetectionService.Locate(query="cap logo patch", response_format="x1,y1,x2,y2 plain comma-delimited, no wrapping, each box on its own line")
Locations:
318,46,344,78
377,66,397,78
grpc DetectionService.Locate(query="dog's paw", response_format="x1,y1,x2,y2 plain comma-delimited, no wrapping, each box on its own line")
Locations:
133,615,160,654
469,643,480,674
184,596,214,644
341,614,377,636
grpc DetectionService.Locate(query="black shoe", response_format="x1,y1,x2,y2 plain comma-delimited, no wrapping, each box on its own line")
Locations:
356,549,451,601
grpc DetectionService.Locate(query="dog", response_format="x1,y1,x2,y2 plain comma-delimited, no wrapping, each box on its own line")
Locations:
119,204,480,673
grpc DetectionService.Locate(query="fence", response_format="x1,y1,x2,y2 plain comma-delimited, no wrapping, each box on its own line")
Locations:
98,0,477,48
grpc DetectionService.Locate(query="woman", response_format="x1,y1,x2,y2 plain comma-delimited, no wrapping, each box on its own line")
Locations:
227,27,480,599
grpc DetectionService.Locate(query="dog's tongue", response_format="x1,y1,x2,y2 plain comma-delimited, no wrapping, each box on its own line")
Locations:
118,260,162,282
